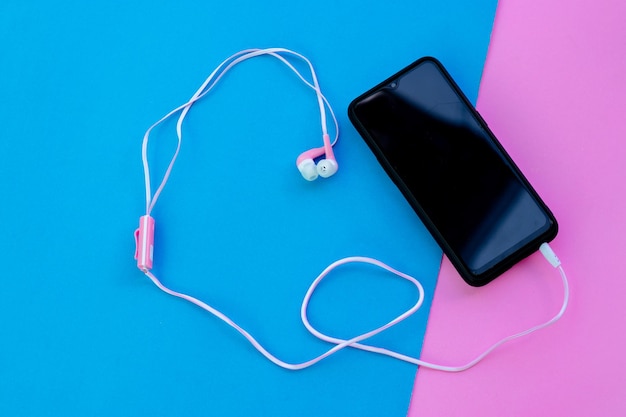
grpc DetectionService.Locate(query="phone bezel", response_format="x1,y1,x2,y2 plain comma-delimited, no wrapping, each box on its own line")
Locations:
348,56,558,286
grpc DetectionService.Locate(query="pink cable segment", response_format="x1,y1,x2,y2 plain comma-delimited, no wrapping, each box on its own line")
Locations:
134,215,154,271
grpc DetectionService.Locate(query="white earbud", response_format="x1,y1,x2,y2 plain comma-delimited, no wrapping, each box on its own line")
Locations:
297,158,319,181
316,158,338,178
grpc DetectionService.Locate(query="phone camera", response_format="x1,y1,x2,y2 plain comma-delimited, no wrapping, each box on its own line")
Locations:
389,82,398,89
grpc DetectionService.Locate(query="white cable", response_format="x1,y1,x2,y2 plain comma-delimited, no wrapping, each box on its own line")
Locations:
141,48,339,215
145,256,426,370
143,246,568,371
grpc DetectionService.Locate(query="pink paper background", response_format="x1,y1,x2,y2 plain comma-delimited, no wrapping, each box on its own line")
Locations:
409,0,626,415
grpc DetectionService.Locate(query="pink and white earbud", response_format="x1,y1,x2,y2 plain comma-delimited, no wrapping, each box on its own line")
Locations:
296,134,338,181
137,47,340,269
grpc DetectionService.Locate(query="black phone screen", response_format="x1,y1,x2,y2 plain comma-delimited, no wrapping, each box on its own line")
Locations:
348,57,557,286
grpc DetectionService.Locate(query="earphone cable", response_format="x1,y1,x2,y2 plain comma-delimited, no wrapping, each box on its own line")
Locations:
137,49,568,371
142,246,568,371
143,256,426,370
142,48,339,215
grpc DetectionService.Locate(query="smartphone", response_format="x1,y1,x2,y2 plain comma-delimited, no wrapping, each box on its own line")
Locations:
348,57,557,286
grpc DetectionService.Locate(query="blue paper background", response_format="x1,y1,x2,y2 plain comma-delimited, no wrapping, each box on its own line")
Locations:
0,1,496,415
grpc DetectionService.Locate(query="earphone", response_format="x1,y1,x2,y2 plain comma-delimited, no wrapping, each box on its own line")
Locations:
296,132,337,180
135,48,569,371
